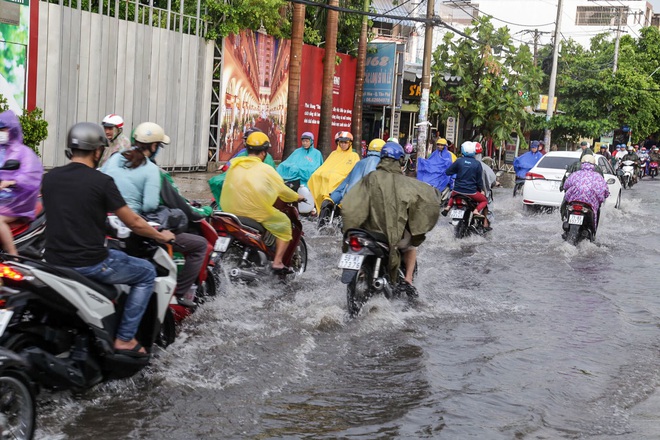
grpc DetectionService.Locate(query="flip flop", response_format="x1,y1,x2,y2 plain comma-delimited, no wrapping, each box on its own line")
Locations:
272,266,295,275
115,343,149,358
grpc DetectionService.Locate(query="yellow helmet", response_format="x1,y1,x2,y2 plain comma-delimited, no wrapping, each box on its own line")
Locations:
245,132,271,151
368,139,386,152
436,137,448,146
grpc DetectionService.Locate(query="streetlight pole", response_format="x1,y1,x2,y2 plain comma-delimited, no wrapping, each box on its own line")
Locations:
416,0,434,162
544,0,563,149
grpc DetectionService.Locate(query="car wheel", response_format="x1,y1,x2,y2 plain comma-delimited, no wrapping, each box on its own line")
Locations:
615,191,621,209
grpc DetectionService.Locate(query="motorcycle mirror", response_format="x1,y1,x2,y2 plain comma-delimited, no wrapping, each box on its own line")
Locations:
0,160,20,171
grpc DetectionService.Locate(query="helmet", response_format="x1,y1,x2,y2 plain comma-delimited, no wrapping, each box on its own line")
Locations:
67,122,109,151
600,144,608,149
243,127,263,143
245,131,271,151
335,131,353,143
380,142,404,160
133,122,170,144
641,147,647,152
436,138,448,146
101,114,124,128
581,154,596,164
368,139,386,152
461,141,476,157
404,143,414,154
474,142,483,155
654,146,659,151
627,145,634,152
301,132,314,142
530,140,540,149
387,137,399,144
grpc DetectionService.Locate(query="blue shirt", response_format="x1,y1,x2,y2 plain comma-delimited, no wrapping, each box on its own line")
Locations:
445,156,483,194
101,152,161,214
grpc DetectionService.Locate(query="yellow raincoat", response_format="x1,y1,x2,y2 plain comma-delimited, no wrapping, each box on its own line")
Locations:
307,148,360,211
220,156,299,241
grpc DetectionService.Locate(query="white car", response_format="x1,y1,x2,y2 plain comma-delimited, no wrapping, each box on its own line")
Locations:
521,151,622,209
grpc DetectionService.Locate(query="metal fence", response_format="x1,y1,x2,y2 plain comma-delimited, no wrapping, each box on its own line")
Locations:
36,0,214,170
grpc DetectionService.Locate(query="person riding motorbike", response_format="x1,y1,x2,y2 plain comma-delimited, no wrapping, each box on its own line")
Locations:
513,140,543,181
599,144,612,161
42,122,175,357
560,144,603,192
220,132,304,273
417,137,456,192
649,146,660,163
102,122,207,308
562,154,609,233
99,114,131,168
307,131,360,213
442,141,490,229
329,138,385,205
0,110,43,256
638,146,649,176
620,145,641,183
276,131,323,186
341,142,441,295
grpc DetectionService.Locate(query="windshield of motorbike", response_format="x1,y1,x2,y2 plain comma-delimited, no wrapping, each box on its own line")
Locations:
536,156,579,170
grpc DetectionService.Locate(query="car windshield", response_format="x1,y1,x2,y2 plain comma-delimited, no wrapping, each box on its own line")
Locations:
536,156,579,170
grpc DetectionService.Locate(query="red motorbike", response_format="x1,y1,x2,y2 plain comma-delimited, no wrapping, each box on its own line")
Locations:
649,161,658,179
210,200,307,282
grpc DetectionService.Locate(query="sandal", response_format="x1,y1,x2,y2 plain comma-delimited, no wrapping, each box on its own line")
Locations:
115,342,149,358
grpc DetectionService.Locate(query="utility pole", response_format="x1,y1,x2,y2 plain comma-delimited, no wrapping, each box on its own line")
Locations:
613,8,623,75
416,0,434,163
533,29,539,67
544,0,563,149
351,0,370,148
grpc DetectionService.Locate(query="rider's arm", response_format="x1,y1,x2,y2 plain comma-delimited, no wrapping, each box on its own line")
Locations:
142,165,162,213
115,205,175,243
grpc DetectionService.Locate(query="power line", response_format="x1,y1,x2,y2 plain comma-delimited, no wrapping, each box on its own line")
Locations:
444,0,555,28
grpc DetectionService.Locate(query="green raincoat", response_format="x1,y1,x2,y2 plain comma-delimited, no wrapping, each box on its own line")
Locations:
342,159,441,279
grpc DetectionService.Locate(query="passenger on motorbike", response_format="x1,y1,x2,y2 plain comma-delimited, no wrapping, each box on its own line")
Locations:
417,137,455,192
0,111,43,256
442,141,490,229
102,122,207,308
220,132,304,273
562,154,609,230
329,138,384,205
513,140,543,180
42,123,175,356
99,114,131,168
307,131,360,213
341,142,441,293
276,132,323,186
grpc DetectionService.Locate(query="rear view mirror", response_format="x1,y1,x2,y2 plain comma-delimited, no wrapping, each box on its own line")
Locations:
0,160,20,171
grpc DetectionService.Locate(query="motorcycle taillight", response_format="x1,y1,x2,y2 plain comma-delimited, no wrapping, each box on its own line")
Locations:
572,204,583,212
0,264,24,281
348,236,363,252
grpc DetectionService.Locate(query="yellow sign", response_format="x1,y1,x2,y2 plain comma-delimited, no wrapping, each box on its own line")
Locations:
536,95,558,112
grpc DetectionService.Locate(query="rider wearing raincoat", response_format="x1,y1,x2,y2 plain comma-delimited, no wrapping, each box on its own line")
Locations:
307,131,360,212
563,155,609,229
513,140,543,179
276,132,323,186
417,137,455,191
329,138,384,205
0,110,44,255
220,132,302,272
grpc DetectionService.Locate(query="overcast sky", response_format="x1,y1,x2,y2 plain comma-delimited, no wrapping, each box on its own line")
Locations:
652,0,660,12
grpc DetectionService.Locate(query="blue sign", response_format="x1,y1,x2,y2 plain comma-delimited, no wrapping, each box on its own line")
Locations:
363,43,396,106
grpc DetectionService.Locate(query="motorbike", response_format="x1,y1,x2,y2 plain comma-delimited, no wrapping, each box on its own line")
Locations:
513,176,525,197
649,161,659,179
210,199,307,283
403,151,417,175
638,157,648,180
448,193,490,238
0,348,36,440
562,201,598,246
317,198,341,231
0,220,178,391
339,228,415,317
618,160,636,189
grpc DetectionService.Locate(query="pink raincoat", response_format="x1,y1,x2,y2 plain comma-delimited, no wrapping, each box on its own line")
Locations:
563,162,609,224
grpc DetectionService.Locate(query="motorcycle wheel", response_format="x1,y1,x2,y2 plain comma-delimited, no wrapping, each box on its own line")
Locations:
566,224,581,246
622,177,628,189
156,308,176,348
197,264,219,298
317,201,333,230
513,182,523,197
0,371,35,440
347,261,373,318
290,237,308,275
454,219,467,239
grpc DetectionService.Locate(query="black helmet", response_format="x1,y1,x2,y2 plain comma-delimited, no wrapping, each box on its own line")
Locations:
67,123,108,151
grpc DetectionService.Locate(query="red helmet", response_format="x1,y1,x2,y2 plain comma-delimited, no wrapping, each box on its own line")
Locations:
474,142,483,155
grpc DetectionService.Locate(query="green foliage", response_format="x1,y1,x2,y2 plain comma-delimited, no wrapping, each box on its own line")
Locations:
204,0,287,40
0,95,48,157
306,0,369,54
429,16,542,144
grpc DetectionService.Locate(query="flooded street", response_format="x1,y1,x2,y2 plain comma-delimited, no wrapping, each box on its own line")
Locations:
35,174,660,439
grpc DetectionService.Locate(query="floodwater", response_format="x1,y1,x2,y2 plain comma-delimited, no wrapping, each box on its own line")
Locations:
34,175,660,439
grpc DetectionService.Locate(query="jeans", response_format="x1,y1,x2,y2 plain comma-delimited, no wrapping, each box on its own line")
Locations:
73,249,156,342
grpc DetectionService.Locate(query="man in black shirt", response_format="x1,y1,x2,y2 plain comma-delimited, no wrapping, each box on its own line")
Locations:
42,123,175,357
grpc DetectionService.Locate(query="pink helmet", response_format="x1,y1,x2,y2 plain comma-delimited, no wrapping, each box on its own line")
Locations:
404,143,414,154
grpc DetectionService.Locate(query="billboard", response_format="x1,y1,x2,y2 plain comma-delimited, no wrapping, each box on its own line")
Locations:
0,0,30,114
363,43,396,105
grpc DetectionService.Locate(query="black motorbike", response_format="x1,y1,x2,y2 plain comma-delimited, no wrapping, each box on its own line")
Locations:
448,194,489,238
562,201,598,245
512,176,525,197
339,228,415,317
318,199,342,231
0,348,36,440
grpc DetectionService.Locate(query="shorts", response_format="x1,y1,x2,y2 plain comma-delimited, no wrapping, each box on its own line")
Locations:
396,229,415,252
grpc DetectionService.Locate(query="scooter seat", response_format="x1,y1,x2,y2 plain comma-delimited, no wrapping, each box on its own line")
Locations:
236,216,266,234
45,266,119,301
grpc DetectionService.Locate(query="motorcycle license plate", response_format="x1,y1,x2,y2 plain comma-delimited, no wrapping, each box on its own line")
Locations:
0,310,13,338
450,209,464,219
568,214,584,225
338,254,364,270
214,236,231,252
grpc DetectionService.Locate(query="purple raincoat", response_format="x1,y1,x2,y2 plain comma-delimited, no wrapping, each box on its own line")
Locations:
0,111,44,220
563,162,609,224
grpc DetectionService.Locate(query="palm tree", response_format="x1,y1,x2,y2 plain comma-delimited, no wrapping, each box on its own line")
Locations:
318,0,339,158
351,0,370,148
284,3,305,159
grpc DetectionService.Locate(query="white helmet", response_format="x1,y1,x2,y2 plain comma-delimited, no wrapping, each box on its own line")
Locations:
133,122,171,145
297,186,314,214
461,141,476,157
102,114,124,128
581,154,596,164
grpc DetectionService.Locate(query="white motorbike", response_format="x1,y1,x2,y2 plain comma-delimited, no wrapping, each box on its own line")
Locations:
618,160,636,189
0,216,178,391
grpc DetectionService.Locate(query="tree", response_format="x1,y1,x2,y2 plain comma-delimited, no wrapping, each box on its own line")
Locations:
283,3,306,159
429,17,542,146
204,0,288,40
318,0,339,157
351,0,370,145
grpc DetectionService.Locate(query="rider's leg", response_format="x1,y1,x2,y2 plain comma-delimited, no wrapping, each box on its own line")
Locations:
263,211,294,269
273,238,291,269
0,216,18,255
402,248,417,284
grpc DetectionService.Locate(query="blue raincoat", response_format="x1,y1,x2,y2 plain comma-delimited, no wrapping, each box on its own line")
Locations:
330,151,380,204
417,148,454,191
277,146,323,185
513,150,543,178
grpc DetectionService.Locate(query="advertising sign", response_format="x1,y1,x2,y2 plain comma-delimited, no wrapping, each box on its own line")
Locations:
536,94,558,112
0,0,30,114
363,43,396,105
